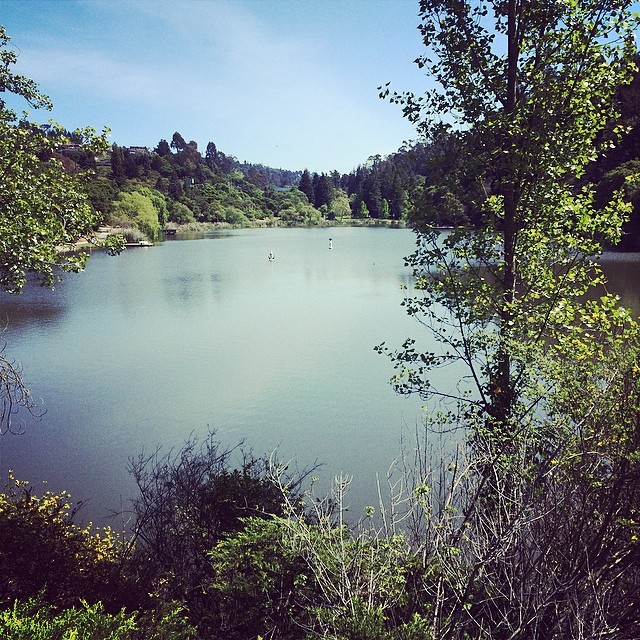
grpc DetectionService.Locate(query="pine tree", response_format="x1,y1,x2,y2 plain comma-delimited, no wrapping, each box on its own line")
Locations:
298,169,315,204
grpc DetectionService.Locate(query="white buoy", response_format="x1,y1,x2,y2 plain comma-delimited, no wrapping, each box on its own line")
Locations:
329,238,333,250
268,250,275,261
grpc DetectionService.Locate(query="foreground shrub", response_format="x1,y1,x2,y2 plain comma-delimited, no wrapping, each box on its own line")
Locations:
208,517,314,639
0,598,196,640
0,599,136,640
127,432,313,633
206,467,426,639
0,474,134,611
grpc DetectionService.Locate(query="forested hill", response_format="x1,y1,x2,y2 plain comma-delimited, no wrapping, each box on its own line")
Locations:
61,78,640,246
59,130,434,240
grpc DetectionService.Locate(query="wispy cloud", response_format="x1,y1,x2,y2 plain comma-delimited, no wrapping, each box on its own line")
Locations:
16,47,169,104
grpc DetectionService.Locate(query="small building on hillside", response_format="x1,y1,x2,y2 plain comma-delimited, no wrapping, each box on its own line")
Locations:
127,146,150,155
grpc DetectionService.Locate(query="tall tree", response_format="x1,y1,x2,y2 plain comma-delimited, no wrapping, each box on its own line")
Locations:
0,27,112,291
170,131,187,153
363,173,383,218
388,170,406,220
314,174,333,209
379,1,640,636
205,141,218,169
110,143,126,187
0,26,113,432
155,138,171,157
382,0,639,438
298,169,315,204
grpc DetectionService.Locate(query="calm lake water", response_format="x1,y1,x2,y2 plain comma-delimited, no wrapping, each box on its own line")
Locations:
1,227,639,526
0,227,429,524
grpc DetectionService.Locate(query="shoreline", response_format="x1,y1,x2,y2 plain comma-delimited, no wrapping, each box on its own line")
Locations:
64,219,408,252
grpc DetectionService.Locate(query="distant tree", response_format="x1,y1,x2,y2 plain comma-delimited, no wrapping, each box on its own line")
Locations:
168,178,184,200
155,138,171,156
245,165,267,189
314,174,333,209
388,171,407,219
110,143,126,187
298,169,315,204
328,189,351,220
215,150,238,174
357,200,369,218
168,200,196,224
205,141,218,169
150,152,169,175
362,173,383,218
380,198,390,219
311,172,322,207
122,147,140,180
83,177,118,218
111,190,161,239
171,131,187,153
137,186,168,227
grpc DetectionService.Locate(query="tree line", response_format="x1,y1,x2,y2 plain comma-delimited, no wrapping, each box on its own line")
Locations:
59,130,426,239
61,93,640,249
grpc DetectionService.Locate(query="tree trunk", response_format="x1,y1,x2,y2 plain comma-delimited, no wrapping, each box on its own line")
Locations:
490,0,519,432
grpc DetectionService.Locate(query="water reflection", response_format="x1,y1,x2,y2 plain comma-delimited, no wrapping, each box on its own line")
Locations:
162,272,207,303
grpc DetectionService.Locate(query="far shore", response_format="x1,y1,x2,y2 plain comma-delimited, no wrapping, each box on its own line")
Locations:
63,218,407,252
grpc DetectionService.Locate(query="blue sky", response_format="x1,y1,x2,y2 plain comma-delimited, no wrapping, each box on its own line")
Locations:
2,0,427,174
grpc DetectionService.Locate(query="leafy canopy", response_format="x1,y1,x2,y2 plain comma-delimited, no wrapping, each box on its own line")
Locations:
376,2,640,636
381,0,640,433
0,25,111,294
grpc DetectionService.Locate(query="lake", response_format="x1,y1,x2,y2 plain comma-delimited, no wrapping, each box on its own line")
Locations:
0,227,431,524
1,227,639,526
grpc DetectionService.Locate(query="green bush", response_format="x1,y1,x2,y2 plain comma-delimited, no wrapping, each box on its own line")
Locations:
110,190,160,239
0,599,137,640
127,433,310,634
0,599,197,640
208,517,313,639
167,201,195,224
0,475,133,611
